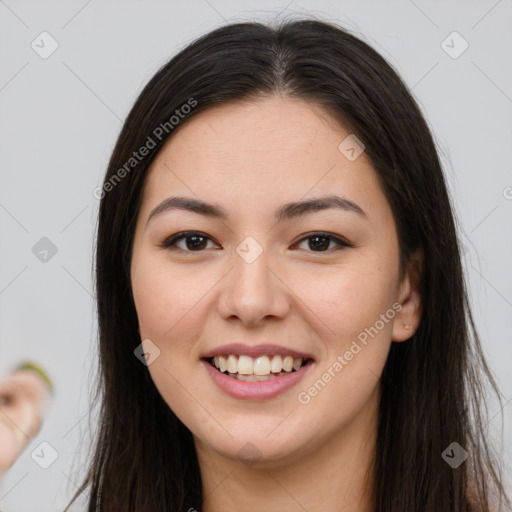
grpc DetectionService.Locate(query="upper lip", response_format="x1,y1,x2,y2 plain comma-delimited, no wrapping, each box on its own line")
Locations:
202,343,315,361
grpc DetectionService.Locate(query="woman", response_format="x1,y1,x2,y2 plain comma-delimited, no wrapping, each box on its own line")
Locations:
67,18,511,511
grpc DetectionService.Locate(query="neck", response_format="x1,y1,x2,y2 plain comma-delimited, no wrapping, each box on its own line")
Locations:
195,390,379,512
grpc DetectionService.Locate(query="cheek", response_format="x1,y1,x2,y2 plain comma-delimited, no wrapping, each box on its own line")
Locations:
296,258,398,340
131,255,206,341
294,255,398,401
131,258,209,425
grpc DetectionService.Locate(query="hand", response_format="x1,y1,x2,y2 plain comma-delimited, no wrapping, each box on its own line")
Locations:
0,366,52,477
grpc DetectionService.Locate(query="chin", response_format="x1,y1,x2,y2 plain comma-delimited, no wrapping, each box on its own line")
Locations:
193,422,314,469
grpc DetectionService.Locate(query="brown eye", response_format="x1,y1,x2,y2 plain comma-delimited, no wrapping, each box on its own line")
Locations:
293,232,352,252
160,231,352,254
161,232,218,252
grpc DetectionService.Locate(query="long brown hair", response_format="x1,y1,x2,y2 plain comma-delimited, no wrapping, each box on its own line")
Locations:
66,17,511,511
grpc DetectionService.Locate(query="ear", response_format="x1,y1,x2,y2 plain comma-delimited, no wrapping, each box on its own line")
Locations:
392,249,423,342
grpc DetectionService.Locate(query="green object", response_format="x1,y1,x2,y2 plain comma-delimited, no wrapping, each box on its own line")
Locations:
16,361,53,393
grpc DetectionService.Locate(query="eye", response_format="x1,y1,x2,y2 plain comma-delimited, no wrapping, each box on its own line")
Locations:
160,231,352,253
292,232,353,252
160,231,219,252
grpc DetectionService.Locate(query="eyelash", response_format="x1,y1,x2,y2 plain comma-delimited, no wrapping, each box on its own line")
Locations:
159,231,353,253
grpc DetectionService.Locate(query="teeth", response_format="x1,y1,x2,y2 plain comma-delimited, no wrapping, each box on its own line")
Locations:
270,355,282,373
253,356,270,375
227,354,238,373
233,371,286,381
211,354,306,376
282,356,293,372
238,355,253,375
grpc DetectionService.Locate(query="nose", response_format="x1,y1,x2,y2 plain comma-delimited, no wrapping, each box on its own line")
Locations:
216,247,291,326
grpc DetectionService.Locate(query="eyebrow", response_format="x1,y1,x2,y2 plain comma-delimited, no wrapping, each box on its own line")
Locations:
146,195,367,226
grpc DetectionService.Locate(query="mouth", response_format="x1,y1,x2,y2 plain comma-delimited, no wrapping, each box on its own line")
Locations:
204,354,313,382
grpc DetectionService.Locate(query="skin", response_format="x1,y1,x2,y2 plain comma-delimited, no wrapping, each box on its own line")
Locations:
130,95,422,512
0,370,50,477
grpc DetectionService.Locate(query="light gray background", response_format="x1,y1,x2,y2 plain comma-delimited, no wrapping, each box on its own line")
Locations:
0,1,511,510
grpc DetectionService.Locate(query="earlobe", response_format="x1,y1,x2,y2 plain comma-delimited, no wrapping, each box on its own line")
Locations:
392,249,423,342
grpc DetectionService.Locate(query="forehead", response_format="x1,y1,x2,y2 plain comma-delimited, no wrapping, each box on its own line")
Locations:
158,96,350,169
140,95,386,221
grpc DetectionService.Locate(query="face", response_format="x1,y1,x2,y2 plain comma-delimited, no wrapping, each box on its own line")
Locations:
130,95,419,468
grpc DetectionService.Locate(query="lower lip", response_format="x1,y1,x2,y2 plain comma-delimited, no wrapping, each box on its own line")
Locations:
202,359,314,400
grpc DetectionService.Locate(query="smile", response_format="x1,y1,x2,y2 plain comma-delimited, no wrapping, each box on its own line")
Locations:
209,354,309,381
202,356,314,400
